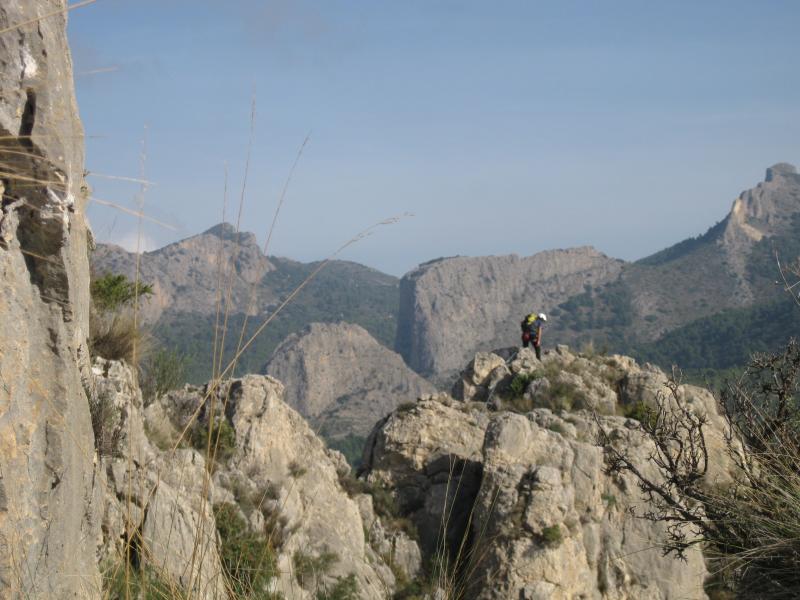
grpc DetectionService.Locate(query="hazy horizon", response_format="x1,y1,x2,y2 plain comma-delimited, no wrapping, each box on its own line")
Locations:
69,1,800,276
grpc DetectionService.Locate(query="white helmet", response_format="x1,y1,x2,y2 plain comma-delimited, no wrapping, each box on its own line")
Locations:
538,313,547,322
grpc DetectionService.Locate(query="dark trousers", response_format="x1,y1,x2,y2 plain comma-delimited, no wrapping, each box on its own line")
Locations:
522,336,542,359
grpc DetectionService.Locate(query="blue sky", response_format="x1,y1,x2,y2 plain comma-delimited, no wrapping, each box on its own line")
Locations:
69,0,800,276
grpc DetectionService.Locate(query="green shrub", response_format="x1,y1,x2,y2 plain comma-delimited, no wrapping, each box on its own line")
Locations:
541,525,562,546
190,417,236,464
103,563,183,600
317,573,358,600
89,272,153,364
140,347,188,401
91,273,153,311
293,549,339,591
214,503,280,598
509,372,539,398
623,401,656,429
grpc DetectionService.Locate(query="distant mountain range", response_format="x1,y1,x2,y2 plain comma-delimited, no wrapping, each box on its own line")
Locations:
394,163,800,382
92,222,399,382
92,162,800,401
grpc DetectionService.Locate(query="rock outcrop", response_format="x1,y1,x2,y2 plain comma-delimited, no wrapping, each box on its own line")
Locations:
265,322,436,439
395,248,625,382
0,2,101,596
363,346,732,599
92,358,227,599
129,369,420,598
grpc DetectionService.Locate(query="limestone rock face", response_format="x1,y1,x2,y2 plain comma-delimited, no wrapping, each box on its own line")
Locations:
471,410,708,600
265,322,436,438
92,358,226,600
145,373,414,599
364,347,734,599
395,248,625,382
0,2,101,596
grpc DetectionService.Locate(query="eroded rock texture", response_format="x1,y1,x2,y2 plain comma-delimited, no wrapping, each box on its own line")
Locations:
0,2,100,596
139,373,420,599
364,346,730,599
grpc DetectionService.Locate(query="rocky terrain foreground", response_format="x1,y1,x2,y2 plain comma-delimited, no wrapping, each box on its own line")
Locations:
361,345,729,599
88,341,724,599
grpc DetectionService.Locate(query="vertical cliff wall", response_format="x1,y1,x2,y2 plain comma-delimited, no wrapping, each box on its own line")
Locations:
0,1,100,596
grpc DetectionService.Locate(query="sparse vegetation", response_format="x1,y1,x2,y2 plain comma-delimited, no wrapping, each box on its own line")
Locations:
139,347,188,402
213,502,281,598
509,372,538,398
540,525,562,547
293,549,339,592
89,385,122,457
622,401,656,428
600,339,800,598
103,562,184,600
288,460,307,478
316,573,359,600
190,416,236,465
89,272,153,364
326,434,366,468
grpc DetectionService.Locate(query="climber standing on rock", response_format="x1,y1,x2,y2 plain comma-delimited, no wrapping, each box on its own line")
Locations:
520,312,546,360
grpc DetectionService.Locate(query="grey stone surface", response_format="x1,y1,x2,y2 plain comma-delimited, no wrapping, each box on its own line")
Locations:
0,2,101,596
364,348,736,599
265,322,435,438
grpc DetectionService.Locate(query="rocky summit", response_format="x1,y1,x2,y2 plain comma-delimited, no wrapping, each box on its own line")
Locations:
264,322,435,440
362,345,733,599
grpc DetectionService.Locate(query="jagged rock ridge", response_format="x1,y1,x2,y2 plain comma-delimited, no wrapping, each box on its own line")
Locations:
264,322,436,439
96,359,421,598
363,345,732,599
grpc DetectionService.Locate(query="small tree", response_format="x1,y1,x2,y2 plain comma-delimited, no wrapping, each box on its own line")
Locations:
89,272,153,363
599,341,800,598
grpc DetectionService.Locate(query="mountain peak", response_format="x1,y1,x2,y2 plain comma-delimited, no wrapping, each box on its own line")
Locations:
203,222,240,240
766,163,797,182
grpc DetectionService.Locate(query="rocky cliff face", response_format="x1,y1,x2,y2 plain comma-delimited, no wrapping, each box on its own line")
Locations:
396,248,625,382
93,359,421,598
363,346,731,599
0,2,101,596
264,322,436,439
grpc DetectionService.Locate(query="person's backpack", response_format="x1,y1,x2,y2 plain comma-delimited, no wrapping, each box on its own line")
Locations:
520,313,536,331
